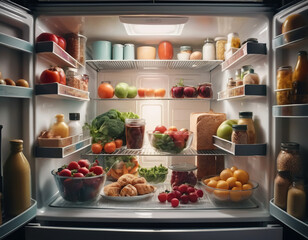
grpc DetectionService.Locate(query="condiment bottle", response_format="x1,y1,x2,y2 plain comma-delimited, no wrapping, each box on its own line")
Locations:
237,112,256,144
292,51,308,104
227,77,236,97
243,69,260,85
241,65,253,79
287,178,306,220
235,69,243,96
276,142,301,178
68,113,82,138
231,124,248,144
274,171,291,210
3,140,31,217
50,114,69,138
202,38,215,61
180,46,192,54
227,32,241,49
276,66,293,105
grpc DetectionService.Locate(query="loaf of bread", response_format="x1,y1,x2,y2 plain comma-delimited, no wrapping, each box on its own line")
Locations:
197,155,225,180
190,110,226,150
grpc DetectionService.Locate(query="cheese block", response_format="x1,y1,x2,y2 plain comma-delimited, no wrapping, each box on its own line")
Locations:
197,155,225,181
190,110,226,150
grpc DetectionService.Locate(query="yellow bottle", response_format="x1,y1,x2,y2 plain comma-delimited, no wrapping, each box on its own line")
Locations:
51,114,69,138
3,140,31,217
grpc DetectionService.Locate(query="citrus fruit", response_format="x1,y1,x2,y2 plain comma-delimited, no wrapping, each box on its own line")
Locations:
233,169,249,184
220,169,233,181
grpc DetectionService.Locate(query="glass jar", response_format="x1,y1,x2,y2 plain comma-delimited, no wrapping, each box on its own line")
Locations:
215,37,227,60
197,82,213,98
231,124,248,144
50,114,69,138
235,69,243,96
68,113,82,137
66,68,81,89
125,119,145,149
124,43,135,60
78,34,87,65
202,38,215,60
81,74,89,91
276,142,301,178
227,32,241,49
237,111,256,144
3,140,31,217
241,65,254,79
65,33,80,61
287,178,306,220
276,66,293,105
292,51,308,104
180,46,192,54
274,171,292,210
227,77,236,97
243,69,260,85
112,44,124,60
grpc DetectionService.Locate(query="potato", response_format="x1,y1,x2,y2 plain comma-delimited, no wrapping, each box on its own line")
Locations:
4,78,16,86
16,79,29,88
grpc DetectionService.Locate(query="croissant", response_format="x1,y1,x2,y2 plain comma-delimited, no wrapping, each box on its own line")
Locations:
104,182,121,196
117,174,137,187
120,184,138,196
134,184,155,195
132,177,146,185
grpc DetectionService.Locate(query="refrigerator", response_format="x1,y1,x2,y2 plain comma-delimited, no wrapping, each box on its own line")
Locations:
0,0,307,239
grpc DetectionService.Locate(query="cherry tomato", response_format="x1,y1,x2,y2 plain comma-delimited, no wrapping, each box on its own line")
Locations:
174,190,182,199
167,192,176,202
158,41,173,60
168,126,178,131
154,125,167,134
59,169,71,177
115,139,123,148
189,192,198,203
196,189,204,198
36,32,58,44
178,184,188,194
78,167,89,176
104,141,116,153
145,88,155,97
180,194,189,204
158,192,168,203
78,159,90,169
73,172,84,178
57,35,66,50
138,88,146,97
67,161,80,170
98,82,114,99
171,198,179,207
91,143,103,154
91,166,104,175
187,186,195,194
154,88,166,97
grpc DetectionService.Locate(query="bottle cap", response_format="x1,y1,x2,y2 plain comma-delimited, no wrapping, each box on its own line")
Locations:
232,124,247,131
239,111,253,118
281,142,299,150
180,46,192,51
298,51,307,56
204,38,214,43
69,113,80,120
278,66,292,71
10,139,23,151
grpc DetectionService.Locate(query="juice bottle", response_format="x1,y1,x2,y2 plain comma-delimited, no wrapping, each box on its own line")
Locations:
292,51,308,104
51,114,69,138
125,119,145,149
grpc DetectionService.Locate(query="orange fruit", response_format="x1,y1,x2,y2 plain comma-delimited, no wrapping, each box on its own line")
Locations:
91,143,103,154
145,88,155,97
154,88,166,97
226,177,237,189
242,183,253,199
98,82,114,98
138,88,146,97
220,169,233,181
206,179,218,193
203,178,211,185
230,187,242,202
210,176,221,181
230,166,238,172
233,169,249,184
216,180,229,190
234,181,242,188
104,141,116,153
214,189,229,201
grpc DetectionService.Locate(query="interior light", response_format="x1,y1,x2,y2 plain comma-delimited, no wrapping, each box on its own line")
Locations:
120,16,188,36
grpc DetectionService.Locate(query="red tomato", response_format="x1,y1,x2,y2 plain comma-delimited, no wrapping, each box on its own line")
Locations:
39,68,60,84
78,159,90,169
67,161,80,170
104,141,116,153
189,192,198,203
57,36,66,50
59,169,71,177
171,198,179,207
55,67,66,85
98,83,114,98
154,125,167,133
73,172,84,178
114,139,123,148
36,32,58,44
154,88,166,97
158,41,173,60
145,88,155,97
158,192,168,203
138,88,146,97
78,167,89,176
91,143,103,154
92,166,104,175
168,126,178,131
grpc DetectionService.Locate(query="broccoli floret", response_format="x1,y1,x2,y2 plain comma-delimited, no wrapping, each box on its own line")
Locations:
99,119,124,139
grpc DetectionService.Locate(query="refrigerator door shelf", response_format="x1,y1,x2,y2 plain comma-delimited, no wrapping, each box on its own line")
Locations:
0,32,33,53
217,84,267,101
272,104,308,118
0,199,37,239
0,85,33,98
213,136,267,156
221,42,267,72
86,59,222,72
269,199,308,238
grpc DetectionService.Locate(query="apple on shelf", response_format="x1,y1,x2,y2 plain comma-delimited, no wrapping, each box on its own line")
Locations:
216,119,238,141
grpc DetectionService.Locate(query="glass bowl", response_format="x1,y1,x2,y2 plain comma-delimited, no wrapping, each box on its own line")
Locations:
201,176,259,203
138,165,168,184
51,169,106,202
147,130,193,153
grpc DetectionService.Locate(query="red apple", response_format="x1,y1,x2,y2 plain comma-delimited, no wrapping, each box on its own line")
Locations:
36,33,58,45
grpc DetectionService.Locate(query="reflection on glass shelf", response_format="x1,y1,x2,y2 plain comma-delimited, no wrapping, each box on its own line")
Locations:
86,59,222,71
273,26,308,49
272,104,308,118
0,85,33,98
221,42,267,71
217,84,266,101
213,136,267,156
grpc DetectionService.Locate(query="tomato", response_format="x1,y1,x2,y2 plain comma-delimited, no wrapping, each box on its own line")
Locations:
91,143,103,154
98,82,114,98
167,192,176,202
196,189,204,198
158,192,168,203
115,139,123,148
55,67,66,85
154,125,167,134
180,194,189,204
36,32,58,44
73,172,84,178
171,198,179,207
172,131,185,142
78,167,89,176
168,126,178,131
91,166,104,175
59,169,71,177
104,141,116,153
138,88,146,97
154,88,166,97
40,68,60,84
145,88,155,97
57,35,66,50
78,159,90,169
158,41,173,60
67,161,80,170
188,192,198,203
178,184,188,194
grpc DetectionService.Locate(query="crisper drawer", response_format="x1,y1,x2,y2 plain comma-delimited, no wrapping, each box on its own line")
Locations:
26,224,282,240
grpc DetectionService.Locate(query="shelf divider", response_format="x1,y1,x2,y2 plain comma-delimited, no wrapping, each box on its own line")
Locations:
0,85,33,98
0,33,33,53
217,84,266,101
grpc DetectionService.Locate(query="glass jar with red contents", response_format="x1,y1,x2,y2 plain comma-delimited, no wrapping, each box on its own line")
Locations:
125,119,145,149
197,82,213,98
170,164,197,187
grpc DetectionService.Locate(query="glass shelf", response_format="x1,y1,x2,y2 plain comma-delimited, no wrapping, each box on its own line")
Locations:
0,32,33,53
36,41,82,68
82,146,226,157
92,97,211,101
0,85,33,98
86,59,222,71
0,199,37,239
35,83,89,101
217,84,266,101
272,104,308,118
273,26,308,49
270,199,308,239
221,42,267,71
213,136,267,156
35,137,91,158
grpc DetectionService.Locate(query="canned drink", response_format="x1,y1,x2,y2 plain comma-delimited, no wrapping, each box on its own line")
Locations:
112,44,124,60
124,43,135,60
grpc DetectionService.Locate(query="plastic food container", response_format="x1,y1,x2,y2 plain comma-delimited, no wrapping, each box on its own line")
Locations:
202,176,259,203
52,169,106,202
66,68,81,89
177,52,190,60
137,46,156,59
169,164,198,187
148,130,193,153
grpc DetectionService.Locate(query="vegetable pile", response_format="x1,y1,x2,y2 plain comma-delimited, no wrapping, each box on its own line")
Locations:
138,164,168,183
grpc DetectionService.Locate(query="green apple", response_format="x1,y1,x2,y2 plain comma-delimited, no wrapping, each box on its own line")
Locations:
115,82,129,98
127,86,138,98
216,119,238,141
